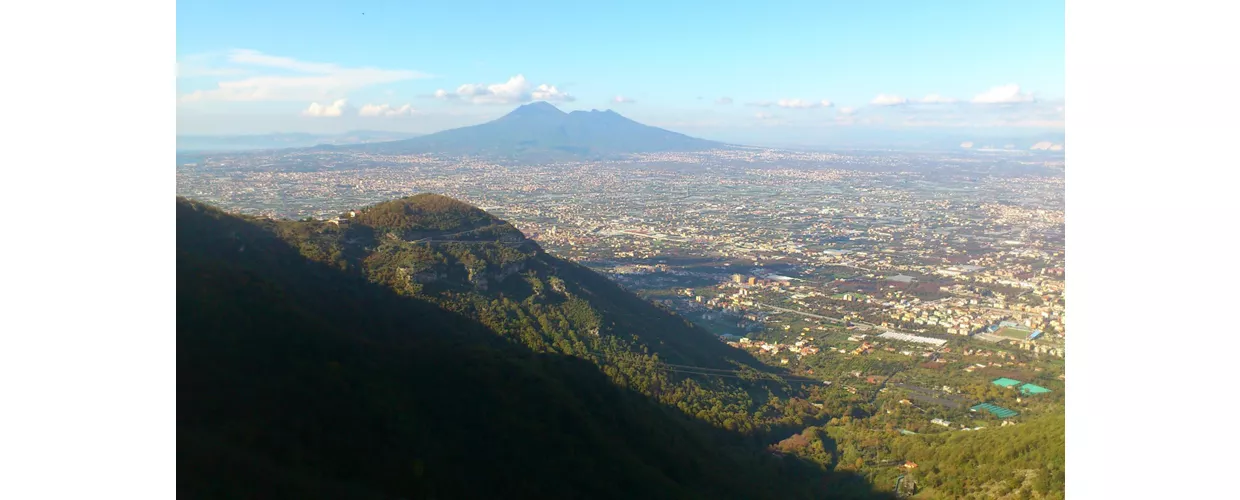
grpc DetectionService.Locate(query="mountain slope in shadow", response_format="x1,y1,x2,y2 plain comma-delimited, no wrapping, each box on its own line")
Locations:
177,198,893,499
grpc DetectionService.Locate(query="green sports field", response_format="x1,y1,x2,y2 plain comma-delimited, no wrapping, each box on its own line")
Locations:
994,326,1033,340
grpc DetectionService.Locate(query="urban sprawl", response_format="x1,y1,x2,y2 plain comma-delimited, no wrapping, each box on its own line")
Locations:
178,146,1066,430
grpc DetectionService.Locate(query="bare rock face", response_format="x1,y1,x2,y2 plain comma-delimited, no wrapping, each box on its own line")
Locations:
398,267,446,284
412,270,445,283
467,267,489,291
493,262,527,283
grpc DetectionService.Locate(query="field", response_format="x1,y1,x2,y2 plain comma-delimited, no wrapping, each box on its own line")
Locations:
994,326,1033,340
891,382,970,409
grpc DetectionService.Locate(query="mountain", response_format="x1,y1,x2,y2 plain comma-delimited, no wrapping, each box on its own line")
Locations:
343,102,728,159
176,130,422,153
177,196,893,499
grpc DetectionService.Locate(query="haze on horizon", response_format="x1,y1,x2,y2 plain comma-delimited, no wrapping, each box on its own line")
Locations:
176,0,1064,148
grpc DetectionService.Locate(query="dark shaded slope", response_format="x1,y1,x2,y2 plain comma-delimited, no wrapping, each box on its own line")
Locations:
348,102,726,159
177,198,891,500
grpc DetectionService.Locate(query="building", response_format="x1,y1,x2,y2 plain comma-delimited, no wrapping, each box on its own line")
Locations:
992,377,1023,388
970,403,1020,419
878,331,947,347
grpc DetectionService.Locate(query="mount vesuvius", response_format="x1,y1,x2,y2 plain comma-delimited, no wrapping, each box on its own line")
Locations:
333,101,729,159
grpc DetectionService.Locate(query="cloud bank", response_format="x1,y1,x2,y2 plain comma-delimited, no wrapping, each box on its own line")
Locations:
178,49,429,103
971,84,1034,104
433,75,575,104
302,99,349,117
776,99,833,109
870,94,909,106
358,103,416,117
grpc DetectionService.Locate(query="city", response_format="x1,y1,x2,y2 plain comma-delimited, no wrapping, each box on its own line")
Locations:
177,146,1066,354
177,145,1067,454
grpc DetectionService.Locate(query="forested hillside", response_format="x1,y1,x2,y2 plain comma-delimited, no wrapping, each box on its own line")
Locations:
263,194,832,437
177,197,889,499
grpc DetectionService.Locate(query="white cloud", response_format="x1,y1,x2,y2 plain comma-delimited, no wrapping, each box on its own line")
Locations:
838,107,856,115
716,97,734,105
359,103,416,117
746,101,775,107
176,52,249,79
871,94,908,106
433,75,575,104
775,98,833,109
533,83,573,102
178,50,429,103
859,91,1062,130
612,95,635,104
960,141,974,149
900,118,965,128
754,112,777,120
228,49,339,73
176,63,246,79
971,84,1034,104
454,83,489,97
992,118,1064,128
302,99,349,117
917,94,958,104
1029,142,1064,151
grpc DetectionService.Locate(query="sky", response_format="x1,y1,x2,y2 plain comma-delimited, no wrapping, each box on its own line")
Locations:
176,0,1065,145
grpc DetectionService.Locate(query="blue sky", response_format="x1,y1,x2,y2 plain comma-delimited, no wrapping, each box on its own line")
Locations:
176,0,1064,143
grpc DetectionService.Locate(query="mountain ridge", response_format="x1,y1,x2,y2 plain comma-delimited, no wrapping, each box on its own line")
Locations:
341,102,729,159
176,195,892,499
318,193,777,371
176,130,422,153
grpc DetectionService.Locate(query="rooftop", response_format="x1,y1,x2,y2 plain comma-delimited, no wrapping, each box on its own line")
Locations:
992,377,1023,387
971,403,1020,419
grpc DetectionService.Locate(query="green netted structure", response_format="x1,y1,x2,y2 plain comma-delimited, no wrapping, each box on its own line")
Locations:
992,377,1023,388
971,403,1019,419
1019,383,1051,395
